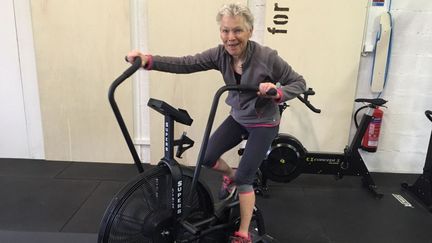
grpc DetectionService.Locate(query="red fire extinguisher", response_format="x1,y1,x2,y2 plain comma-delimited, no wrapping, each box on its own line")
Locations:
361,107,384,152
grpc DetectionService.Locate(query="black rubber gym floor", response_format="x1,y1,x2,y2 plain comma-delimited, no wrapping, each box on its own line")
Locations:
0,158,431,243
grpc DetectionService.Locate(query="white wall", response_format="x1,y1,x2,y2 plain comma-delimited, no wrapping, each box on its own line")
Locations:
356,0,432,173
0,0,44,159
30,0,133,163
263,0,369,153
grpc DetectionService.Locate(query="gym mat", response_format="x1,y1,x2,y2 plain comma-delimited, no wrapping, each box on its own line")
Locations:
0,158,430,243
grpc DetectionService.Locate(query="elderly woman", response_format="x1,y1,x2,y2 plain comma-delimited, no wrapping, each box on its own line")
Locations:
127,3,306,242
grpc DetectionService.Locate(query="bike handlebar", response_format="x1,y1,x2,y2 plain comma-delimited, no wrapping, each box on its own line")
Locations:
296,88,321,113
426,110,432,122
266,88,277,96
109,56,144,173
222,84,277,96
355,98,387,107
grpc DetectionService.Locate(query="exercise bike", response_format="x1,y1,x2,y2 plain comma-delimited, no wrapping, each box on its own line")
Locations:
401,110,432,212
253,91,387,199
98,57,278,242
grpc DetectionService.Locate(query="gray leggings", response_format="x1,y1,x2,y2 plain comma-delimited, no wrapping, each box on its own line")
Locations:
203,116,279,187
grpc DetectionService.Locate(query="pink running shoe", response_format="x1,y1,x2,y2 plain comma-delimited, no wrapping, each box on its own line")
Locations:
229,231,252,243
218,175,236,200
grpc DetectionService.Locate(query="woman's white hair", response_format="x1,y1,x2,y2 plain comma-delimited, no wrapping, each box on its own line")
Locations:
216,3,254,31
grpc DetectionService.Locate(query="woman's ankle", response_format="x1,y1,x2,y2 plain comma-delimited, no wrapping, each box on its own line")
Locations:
234,231,250,239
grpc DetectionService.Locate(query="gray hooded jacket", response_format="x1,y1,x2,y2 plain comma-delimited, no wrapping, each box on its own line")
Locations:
146,41,306,126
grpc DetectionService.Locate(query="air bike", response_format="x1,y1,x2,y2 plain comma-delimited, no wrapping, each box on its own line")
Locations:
251,89,386,199
98,57,279,242
401,110,432,212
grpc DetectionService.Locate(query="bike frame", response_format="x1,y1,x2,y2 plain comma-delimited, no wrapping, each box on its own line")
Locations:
108,57,144,172
256,94,386,198
107,58,262,238
300,107,380,196
185,85,258,217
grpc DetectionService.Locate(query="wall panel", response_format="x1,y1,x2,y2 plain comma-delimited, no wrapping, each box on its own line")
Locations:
31,0,133,162
264,0,368,152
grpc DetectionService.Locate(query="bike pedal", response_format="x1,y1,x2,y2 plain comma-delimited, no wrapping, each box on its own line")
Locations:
251,233,280,243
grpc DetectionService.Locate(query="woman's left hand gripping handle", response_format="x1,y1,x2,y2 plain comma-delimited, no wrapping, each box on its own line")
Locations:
258,82,280,99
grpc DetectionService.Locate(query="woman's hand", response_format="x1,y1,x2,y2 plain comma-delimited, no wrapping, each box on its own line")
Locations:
126,50,148,68
258,82,280,99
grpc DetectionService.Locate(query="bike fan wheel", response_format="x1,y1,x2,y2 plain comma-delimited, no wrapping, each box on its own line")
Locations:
260,135,305,183
98,165,214,243
263,146,299,182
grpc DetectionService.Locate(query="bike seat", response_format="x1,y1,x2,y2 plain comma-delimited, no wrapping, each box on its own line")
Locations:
355,98,387,107
147,98,193,126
